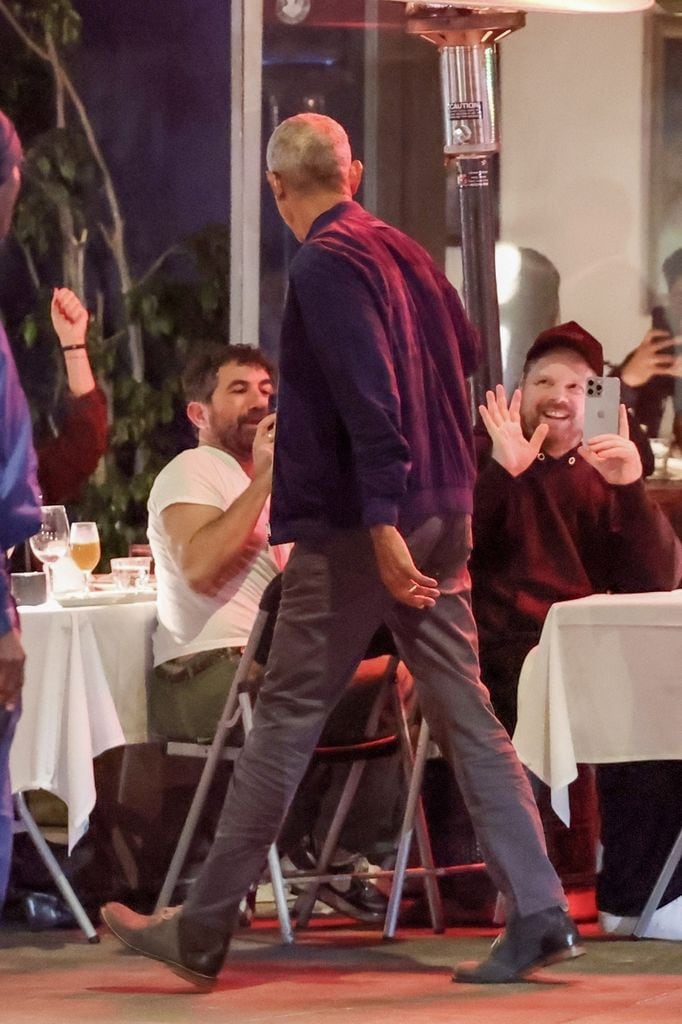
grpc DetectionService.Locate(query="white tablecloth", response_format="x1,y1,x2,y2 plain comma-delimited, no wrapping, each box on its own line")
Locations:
513,591,682,825
11,598,156,851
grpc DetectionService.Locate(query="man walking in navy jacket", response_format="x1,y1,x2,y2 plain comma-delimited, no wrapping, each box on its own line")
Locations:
0,111,41,913
103,113,581,989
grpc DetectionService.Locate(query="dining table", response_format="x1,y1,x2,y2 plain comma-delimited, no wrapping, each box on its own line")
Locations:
513,589,682,934
12,593,157,854
9,588,158,940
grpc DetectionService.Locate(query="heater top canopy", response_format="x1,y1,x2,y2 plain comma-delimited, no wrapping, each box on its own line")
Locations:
386,1,654,11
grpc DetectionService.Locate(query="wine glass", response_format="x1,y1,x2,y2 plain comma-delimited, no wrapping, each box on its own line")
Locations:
29,505,70,597
69,522,101,594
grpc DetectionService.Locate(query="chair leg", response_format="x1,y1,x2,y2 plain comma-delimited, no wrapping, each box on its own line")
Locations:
292,660,398,928
240,693,294,944
155,609,271,912
267,843,294,944
383,716,444,939
293,758,368,928
406,723,444,934
154,749,222,911
14,793,99,943
633,824,682,937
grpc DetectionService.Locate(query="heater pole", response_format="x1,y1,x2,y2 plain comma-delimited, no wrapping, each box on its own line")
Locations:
405,4,525,410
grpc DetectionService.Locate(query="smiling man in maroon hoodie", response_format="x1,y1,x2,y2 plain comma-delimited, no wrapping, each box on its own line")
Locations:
472,321,682,941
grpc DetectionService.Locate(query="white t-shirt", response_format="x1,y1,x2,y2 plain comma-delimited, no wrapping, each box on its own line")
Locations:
147,445,287,666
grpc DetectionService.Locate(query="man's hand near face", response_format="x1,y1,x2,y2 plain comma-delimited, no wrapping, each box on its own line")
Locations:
579,404,642,486
252,412,276,481
479,386,549,477
621,329,682,388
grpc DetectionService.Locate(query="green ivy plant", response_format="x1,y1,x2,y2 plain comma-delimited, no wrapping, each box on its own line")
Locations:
0,0,230,562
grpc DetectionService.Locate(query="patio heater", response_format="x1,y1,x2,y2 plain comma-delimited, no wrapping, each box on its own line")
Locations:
386,0,654,407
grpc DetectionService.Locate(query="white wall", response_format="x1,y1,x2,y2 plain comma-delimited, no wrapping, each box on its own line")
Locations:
499,11,651,364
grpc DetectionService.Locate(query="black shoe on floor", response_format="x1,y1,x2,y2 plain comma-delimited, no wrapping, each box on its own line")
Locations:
101,902,227,991
453,905,585,984
286,841,388,924
22,892,81,931
315,876,388,923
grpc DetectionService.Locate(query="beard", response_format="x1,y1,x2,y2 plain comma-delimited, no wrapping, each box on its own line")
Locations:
211,410,267,459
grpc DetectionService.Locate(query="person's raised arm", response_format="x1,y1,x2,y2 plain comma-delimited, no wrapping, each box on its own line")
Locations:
51,287,96,397
619,329,682,389
162,415,276,596
479,385,548,477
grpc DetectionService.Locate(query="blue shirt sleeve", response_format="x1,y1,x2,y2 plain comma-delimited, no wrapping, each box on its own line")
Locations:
0,323,41,634
291,248,411,527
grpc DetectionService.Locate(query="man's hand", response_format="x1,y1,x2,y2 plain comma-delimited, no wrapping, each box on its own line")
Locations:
620,329,682,388
252,412,276,480
51,287,89,349
370,524,439,608
479,385,548,477
579,404,642,486
0,628,25,709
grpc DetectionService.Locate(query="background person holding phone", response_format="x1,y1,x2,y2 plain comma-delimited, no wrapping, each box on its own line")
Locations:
612,248,682,446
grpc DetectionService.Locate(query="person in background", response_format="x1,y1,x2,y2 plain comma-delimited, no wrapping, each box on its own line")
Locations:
102,112,580,991
36,287,107,505
612,248,682,446
0,110,41,913
472,320,682,940
145,342,395,922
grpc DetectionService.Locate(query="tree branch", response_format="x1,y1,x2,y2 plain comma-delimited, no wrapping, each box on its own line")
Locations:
0,2,50,63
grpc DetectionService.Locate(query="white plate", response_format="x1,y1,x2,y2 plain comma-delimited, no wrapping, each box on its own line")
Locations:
54,589,156,608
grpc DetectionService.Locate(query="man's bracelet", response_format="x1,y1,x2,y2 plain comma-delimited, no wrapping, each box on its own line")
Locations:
62,344,87,352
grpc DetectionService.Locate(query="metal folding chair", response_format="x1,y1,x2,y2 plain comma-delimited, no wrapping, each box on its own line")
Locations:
153,574,482,940
13,794,99,942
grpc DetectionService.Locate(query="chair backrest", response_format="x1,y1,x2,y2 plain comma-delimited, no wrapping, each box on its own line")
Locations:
253,572,398,668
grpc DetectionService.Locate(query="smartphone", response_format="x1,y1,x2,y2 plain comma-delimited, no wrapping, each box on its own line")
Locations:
583,376,620,441
651,306,682,357
267,393,278,414
651,305,672,335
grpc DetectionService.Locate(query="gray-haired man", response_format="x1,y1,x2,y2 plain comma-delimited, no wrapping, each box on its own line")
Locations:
103,113,581,990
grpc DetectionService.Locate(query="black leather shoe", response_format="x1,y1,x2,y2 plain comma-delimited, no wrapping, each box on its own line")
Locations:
287,842,388,923
101,902,227,991
315,876,388,923
453,906,585,984
23,892,79,931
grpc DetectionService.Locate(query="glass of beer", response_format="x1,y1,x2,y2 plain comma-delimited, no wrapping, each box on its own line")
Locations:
69,521,101,593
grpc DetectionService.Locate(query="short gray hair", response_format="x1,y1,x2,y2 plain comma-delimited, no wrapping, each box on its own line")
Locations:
266,113,351,194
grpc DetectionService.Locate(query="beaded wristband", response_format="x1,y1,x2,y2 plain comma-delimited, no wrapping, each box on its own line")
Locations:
62,344,87,351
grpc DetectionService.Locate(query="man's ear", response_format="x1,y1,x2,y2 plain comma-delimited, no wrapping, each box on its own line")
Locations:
267,170,285,201
186,400,208,432
349,159,363,196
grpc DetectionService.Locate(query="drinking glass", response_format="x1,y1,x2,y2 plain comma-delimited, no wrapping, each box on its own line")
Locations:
29,505,70,597
650,437,673,479
69,521,101,593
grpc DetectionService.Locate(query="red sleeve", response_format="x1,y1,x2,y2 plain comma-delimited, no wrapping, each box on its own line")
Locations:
36,387,108,504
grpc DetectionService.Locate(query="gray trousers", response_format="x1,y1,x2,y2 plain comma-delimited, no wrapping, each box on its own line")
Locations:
183,514,565,939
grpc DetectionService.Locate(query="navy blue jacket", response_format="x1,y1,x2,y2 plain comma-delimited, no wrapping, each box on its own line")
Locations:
1,323,40,633
269,201,481,544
